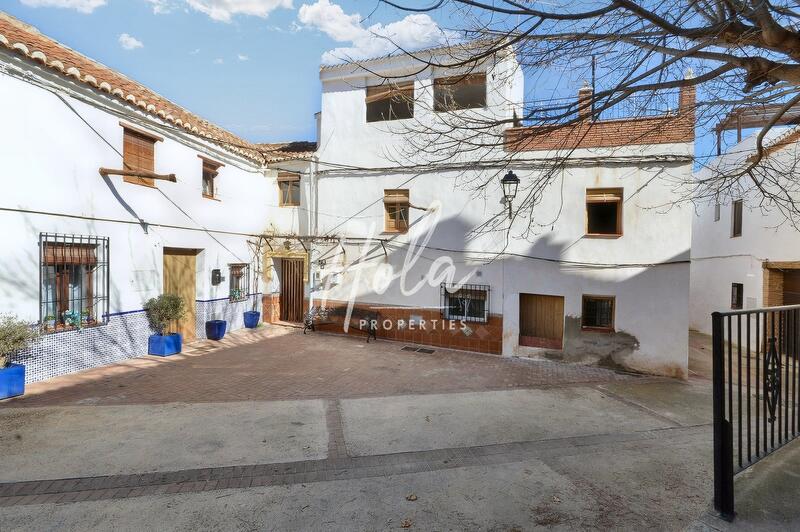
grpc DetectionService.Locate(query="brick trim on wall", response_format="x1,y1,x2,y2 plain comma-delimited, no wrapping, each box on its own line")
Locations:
505,85,695,152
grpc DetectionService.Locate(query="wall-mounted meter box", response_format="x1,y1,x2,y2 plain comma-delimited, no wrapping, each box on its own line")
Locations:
211,269,222,285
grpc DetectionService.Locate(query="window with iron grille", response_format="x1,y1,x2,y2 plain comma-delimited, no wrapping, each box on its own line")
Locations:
229,263,250,302
39,233,110,332
384,189,409,233
202,158,221,199
441,283,490,323
581,295,615,331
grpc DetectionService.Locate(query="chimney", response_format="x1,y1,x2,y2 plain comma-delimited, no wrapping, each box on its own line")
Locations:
578,81,593,121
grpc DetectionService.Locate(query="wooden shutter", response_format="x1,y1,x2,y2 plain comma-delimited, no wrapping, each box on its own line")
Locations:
123,128,156,187
384,189,410,232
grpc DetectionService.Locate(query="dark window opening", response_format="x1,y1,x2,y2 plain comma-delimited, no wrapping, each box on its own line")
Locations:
39,233,110,332
434,74,486,111
732,200,743,237
582,295,614,331
229,263,250,302
731,283,744,310
366,82,414,122
714,203,720,222
586,189,622,236
441,284,490,323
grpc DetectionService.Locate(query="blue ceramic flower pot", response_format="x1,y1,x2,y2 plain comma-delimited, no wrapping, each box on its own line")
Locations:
0,363,25,400
148,333,182,356
205,320,227,340
243,311,260,329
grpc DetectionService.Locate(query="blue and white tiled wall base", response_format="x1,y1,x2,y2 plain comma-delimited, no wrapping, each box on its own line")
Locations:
12,311,150,384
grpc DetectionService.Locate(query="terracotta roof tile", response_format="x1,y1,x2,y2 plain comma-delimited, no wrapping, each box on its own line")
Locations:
0,12,310,164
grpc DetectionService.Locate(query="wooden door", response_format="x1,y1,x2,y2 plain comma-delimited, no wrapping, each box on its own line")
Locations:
163,248,197,342
519,293,564,349
280,258,304,322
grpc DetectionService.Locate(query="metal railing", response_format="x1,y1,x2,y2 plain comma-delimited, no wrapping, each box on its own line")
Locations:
712,305,800,519
523,89,680,125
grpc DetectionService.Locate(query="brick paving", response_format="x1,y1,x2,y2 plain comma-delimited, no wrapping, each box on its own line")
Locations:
0,424,707,507
5,325,648,408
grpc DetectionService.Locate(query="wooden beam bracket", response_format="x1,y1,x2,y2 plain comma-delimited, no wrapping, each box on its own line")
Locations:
99,167,177,182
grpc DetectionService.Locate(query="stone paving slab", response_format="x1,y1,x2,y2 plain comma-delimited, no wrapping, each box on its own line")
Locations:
0,400,328,482
0,425,712,531
340,387,674,456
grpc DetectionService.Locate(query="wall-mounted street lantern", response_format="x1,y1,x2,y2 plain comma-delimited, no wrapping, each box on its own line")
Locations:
501,170,520,218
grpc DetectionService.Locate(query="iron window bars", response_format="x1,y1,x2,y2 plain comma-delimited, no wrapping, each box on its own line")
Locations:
39,233,110,332
441,283,490,323
229,263,250,302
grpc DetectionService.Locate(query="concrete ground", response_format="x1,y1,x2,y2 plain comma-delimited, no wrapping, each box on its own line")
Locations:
0,327,795,530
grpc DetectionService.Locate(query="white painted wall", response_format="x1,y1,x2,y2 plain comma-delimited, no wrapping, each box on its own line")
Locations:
310,51,694,377
690,130,800,335
0,54,270,322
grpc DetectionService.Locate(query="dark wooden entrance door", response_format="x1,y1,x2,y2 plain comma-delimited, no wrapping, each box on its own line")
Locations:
280,258,304,322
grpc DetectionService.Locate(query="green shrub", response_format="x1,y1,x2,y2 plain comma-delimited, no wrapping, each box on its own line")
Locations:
143,294,186,335
0,314,38,368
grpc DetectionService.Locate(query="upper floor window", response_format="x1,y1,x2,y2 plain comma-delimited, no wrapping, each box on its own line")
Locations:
122,125,160,187
384,189,409,233
441,283,490,323
433,73,486,111
366,81,414,122
582,295,615,331
278,172,301,206
229,263,250,302
39,233,110,332
586,188,623,237
732,199,743,237
201,157,222,199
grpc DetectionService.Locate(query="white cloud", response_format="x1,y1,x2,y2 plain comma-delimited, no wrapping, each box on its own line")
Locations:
19,0,106,13
189,48,201,55
185,0,293,22
145,0,173,14
237,53,249,61
213,57,224,64
297,0,456,65
118,33,144,50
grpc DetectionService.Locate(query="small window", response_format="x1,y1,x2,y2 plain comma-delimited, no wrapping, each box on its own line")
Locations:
384,189,409,233
434,73,486,111
122,127,157,187
586,188,623,236
229,263,250,302
732,199,743,237
39,233,110,332
582,295,615,331
713,203,720,222
366,81,414,122
731,283,744,310
278,172,301,206
441,283,490,323
201,158,221,199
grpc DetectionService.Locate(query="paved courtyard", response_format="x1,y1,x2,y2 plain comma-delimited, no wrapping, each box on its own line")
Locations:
0,326,795,530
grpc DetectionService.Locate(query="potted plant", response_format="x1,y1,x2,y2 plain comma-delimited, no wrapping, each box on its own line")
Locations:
43,314,56,331
63,309,82,330
205,318,227,341
0,314,38,400
244,292,260,329
81,310,91,325
144,294,186,356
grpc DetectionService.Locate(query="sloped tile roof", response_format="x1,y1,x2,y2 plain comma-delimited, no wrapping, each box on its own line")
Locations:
0,12,311,164
257,141,317,162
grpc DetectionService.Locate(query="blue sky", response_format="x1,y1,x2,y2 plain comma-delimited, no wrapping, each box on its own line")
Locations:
3,0,457,143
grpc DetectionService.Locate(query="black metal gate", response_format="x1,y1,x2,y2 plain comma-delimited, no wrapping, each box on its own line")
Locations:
712,305,800,519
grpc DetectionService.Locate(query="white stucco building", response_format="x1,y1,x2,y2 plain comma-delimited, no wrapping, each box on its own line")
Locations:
0,13,307,381
690,126,800,336
293,47,696,378
1,11,697,382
